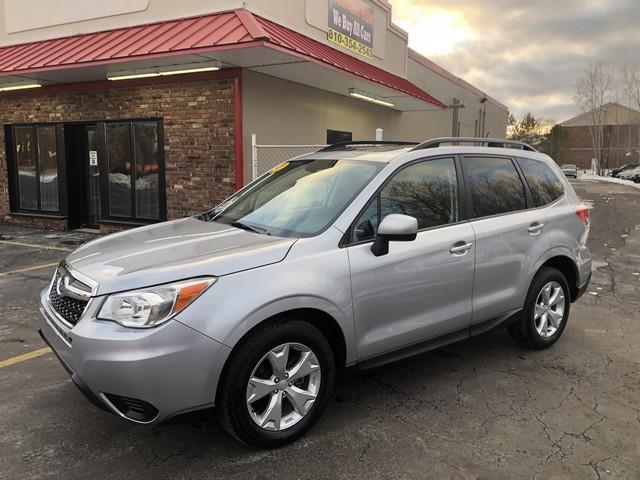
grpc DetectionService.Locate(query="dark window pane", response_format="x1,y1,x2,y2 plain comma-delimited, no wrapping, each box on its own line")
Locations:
466,157,526,218
381,159,459,229
518,158,564,206
15,126,37,210
352,158,459,242
327,129,352,144
134,123,160,219
353,200,379,242
107,123,132,217
37,126,59,212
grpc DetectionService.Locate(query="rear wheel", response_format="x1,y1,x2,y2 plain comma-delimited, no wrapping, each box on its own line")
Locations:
508,267,570,350
217,318,335,448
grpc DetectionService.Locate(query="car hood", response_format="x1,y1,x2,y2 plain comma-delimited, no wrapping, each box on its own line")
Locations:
65,217,297,295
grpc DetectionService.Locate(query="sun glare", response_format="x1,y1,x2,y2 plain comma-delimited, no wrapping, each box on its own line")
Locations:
392,4,474,57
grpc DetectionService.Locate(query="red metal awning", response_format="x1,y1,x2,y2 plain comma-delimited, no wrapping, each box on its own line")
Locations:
0,9,446,108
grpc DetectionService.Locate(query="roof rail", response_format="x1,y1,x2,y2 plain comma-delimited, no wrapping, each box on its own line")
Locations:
411,137,537,152
319,141,419,152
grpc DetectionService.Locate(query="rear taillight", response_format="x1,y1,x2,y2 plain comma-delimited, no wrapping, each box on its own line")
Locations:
576,205,590,228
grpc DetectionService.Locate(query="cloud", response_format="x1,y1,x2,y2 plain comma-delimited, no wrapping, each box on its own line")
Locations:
390,0,640,122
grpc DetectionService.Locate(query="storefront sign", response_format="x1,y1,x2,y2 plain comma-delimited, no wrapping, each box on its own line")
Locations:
328,0,374,59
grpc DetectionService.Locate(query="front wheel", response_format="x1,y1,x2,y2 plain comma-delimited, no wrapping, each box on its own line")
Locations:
217,318,335,448
508,267,571,350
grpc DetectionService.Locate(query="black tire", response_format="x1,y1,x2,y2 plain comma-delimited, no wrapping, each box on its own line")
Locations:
508,267,571,350
217,318,335,448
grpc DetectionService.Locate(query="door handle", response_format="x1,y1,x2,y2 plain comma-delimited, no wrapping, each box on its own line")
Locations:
450,242,473,255
528,223,545,236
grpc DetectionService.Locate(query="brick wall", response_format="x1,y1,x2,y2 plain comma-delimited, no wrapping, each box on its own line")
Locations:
0,75,237,231
557,124,640,170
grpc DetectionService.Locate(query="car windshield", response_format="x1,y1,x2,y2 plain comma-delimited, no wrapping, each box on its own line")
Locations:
206,159,385,237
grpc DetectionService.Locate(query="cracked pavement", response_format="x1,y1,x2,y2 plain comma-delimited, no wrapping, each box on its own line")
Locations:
0,178,639,479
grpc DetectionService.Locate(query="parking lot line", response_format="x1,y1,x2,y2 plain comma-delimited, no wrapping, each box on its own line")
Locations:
0,240,72,252
0,262,59,277
0,347,51,369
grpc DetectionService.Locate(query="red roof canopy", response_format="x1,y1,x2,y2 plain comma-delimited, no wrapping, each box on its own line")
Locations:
0,9,446,108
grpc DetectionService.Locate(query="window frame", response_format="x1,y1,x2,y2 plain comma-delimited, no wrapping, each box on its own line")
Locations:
341,155,468,247
515,156,566,208
460,154,534,221
6,123,66,217
98,119,166,224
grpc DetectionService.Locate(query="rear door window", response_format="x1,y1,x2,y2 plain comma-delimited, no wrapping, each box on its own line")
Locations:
464,156,527,218
518,157,564,206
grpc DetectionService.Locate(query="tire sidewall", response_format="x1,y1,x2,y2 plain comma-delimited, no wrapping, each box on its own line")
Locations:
223,321,335,448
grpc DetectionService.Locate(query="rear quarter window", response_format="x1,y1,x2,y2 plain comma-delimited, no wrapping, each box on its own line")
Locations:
518,158,564,206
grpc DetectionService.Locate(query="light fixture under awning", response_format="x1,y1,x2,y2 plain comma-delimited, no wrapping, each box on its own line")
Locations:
108,66,220,81
349,88,395,108
0,83,42,92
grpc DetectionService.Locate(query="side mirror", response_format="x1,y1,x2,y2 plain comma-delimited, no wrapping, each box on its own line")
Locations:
371,214,418,257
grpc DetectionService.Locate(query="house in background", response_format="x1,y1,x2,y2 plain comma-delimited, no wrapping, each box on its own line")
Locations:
0,0,508,232
557,103,640,170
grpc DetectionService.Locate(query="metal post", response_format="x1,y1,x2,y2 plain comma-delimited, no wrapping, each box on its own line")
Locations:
375,128,383,141
251,133,258,181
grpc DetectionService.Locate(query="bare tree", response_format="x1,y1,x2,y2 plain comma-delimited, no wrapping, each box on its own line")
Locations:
621,65,640,164
574,63,614,175
622,65,640,109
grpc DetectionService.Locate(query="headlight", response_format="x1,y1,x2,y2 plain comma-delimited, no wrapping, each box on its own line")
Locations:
98,278,216,328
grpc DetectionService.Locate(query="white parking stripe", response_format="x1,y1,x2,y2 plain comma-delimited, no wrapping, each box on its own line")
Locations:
0,240,72,252
0,262,59,278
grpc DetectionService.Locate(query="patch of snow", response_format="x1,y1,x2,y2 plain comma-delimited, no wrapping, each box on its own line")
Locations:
579,174,640,189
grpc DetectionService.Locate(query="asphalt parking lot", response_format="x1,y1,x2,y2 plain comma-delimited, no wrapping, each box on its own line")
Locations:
1,178,639,479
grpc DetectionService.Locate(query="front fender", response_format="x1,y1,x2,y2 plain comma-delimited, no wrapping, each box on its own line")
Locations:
219,294,352,360
174,244,356,364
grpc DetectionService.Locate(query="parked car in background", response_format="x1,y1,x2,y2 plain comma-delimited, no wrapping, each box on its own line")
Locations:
561,164,578,178
610,164,640,178
39,138,592,448
618,166,640,182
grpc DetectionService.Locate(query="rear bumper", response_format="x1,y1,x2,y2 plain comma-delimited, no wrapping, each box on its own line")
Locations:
39,288,231,424
574,271,591,302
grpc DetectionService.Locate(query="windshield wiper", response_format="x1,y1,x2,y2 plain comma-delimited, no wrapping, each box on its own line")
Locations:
230,221,270,235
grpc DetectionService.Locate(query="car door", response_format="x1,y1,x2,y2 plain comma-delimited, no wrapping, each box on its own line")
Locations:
462,155,550,324
346,156,476,361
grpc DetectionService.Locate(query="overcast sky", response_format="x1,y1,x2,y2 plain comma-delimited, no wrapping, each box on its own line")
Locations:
390,0,640,123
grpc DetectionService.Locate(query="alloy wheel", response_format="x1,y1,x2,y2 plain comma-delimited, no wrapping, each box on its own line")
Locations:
246,343,321,431
534,281,565,338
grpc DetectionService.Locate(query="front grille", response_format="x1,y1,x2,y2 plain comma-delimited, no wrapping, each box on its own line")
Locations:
48,267,91,326
49,288,88,326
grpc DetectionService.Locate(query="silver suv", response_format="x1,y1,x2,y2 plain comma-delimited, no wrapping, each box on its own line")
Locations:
39,138,592,448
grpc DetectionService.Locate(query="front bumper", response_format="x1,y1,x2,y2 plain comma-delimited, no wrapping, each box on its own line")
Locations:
39,288,231,424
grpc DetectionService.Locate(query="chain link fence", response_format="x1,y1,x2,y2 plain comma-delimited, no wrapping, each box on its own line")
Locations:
251,134,327,180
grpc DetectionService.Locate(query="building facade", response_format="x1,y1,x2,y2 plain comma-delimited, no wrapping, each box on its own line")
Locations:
0,0,508,232
557,103,640,170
